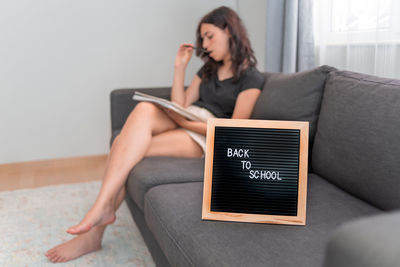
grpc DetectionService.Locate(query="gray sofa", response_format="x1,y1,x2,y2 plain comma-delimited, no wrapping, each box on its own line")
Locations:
110,66,400,267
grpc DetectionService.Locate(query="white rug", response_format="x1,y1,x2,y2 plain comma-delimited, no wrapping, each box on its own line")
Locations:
0,181,155,267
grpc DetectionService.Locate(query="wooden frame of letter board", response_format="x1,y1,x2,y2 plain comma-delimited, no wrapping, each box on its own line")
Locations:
202,118,309,225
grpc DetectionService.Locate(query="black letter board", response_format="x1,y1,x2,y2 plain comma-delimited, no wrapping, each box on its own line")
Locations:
202,118,309,225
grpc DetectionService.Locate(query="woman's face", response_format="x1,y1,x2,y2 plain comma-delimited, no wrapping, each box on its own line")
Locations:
200,23,231,62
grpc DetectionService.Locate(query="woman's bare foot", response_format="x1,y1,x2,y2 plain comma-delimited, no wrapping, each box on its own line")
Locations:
45,226,104,263
67,201,115,235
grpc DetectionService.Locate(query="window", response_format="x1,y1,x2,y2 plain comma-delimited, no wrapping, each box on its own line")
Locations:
314,0,400,78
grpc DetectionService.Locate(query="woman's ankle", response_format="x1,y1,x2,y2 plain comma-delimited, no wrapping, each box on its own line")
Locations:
88,226,106,242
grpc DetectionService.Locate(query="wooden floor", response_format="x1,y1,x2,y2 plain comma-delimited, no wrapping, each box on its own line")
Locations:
0,154,108,191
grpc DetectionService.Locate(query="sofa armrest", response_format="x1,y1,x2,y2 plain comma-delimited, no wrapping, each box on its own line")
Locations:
110,87,171,132
324,210,400,267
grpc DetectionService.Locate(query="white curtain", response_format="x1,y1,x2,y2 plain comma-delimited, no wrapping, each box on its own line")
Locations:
314,0,400,79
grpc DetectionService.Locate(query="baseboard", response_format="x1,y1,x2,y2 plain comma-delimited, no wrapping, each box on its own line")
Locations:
0,154,107,191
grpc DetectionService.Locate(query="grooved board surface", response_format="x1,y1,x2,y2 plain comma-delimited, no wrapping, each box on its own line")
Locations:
211,126,300,216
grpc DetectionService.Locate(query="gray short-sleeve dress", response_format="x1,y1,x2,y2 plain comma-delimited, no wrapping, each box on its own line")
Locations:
183,66,265,154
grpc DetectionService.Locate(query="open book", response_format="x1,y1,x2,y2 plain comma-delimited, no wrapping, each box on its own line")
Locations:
132,91,205,122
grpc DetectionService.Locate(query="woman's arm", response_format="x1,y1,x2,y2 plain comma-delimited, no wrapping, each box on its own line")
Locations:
231,89,261,119
168,88,261,136
171,43,201,107
165,111,207,135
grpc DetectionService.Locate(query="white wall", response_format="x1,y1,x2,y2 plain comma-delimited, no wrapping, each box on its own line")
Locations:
238,0,267,72
0,0,266,164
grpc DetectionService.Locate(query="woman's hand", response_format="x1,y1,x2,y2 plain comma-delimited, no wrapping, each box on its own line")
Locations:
163,108,191,128
163,108,207,135
174,43,194,69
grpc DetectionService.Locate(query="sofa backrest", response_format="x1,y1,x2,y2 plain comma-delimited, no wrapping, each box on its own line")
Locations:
252,65,336,145
312,71,400,210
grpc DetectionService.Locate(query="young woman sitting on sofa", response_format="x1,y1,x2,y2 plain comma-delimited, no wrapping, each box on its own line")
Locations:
45,5,265,263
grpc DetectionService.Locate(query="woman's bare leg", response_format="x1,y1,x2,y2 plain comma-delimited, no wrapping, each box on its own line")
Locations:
45,186,126,263
66,102,179,235
145,129,203,157
45,128,202,263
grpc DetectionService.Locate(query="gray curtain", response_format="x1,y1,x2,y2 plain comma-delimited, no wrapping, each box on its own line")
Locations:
264,0,315,73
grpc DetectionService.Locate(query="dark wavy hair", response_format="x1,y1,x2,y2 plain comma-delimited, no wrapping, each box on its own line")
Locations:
195,6,257,82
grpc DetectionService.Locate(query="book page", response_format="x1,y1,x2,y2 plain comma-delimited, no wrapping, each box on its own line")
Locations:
133,91,205,122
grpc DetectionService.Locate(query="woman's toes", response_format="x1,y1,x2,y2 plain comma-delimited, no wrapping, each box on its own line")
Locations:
71,223,93,235
49,254,57,262
46,248,55,256
66,225,78,234
46,251,53,259
67,225,85,235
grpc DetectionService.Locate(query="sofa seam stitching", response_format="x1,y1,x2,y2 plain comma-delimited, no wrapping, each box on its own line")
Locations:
333,72,398,86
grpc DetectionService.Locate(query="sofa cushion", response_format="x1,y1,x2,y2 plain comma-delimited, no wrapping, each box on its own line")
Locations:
324,210,400,267
312,71,400,210
251,65,336,143
126,157,204,211
144,174,379,267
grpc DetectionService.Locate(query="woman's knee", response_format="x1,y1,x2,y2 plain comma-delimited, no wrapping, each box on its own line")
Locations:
133,102,160,117
124,102,160,127
124,101,176,134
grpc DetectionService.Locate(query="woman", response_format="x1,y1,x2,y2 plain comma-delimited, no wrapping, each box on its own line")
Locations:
45,6,265,263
